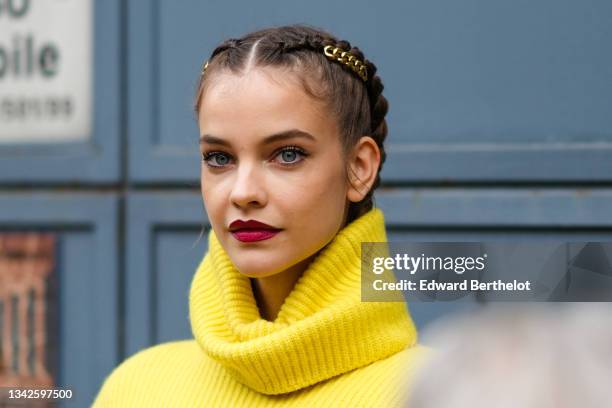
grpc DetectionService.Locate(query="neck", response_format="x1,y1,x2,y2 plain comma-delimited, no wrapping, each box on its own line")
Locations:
250,204,350,321
250,255,315,321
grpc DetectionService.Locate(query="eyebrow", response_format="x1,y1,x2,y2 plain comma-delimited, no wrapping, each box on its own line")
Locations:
199,129,316,147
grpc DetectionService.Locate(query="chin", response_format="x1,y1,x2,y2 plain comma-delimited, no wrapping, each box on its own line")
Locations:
233,259,286,278
236,267,279,279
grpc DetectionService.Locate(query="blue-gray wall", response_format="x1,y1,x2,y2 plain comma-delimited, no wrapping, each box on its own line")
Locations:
1,0,611,405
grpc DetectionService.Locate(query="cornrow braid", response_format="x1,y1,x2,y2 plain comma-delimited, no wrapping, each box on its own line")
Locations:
336,43,389,222
194,25,389,224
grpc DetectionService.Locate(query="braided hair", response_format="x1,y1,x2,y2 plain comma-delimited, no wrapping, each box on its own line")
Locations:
194,25,389,225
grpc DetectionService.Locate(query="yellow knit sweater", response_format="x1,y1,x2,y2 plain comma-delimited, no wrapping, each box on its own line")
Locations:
93,208,428,407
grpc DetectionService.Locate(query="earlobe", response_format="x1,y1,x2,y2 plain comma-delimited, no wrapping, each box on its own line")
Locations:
346,136,381,203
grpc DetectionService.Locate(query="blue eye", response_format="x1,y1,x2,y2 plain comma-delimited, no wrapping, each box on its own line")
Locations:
276,146,307,165
202,151,232,168
281,150,297,162
201,146,308,169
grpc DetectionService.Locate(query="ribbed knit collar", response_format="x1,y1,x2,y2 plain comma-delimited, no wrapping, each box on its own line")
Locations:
189,208,417,395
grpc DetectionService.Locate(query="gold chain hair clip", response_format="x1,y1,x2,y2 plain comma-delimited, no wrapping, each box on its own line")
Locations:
200,45,368,82
323,45,368,82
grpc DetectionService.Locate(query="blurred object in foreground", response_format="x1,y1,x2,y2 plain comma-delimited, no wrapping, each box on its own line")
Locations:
407,304,612,408
0,233,58,390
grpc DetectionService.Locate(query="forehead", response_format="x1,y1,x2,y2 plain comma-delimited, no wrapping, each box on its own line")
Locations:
198,68,336,142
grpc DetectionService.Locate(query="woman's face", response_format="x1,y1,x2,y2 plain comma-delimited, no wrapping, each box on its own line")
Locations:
197,67,350,278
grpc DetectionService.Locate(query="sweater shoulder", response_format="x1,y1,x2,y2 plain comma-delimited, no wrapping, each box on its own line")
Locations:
92,339,212,407
314,343,432,407
101,339,202,379
387,343,432,369
92,341,432,407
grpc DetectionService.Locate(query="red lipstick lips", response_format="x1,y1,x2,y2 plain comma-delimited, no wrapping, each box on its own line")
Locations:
229,219,281,242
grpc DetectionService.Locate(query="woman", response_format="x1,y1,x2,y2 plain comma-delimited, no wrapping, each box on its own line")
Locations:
94,24,427,407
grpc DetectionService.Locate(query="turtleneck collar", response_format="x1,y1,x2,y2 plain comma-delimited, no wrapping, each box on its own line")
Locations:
189,208,417,395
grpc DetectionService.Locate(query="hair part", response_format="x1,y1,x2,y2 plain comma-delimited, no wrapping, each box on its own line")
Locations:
194,25,389,224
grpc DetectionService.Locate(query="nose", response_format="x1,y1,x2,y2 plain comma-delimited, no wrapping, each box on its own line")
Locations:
229,161,267,209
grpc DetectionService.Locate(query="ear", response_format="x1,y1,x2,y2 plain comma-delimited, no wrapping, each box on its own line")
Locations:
346,136,381,203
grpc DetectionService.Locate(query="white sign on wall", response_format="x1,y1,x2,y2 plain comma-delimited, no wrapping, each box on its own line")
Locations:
0,0,92,143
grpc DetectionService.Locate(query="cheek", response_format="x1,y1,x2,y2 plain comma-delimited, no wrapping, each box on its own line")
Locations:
280,162,345,199
200,175,213,207
201,171,230,198
274,164,347,225
200,174,227,223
